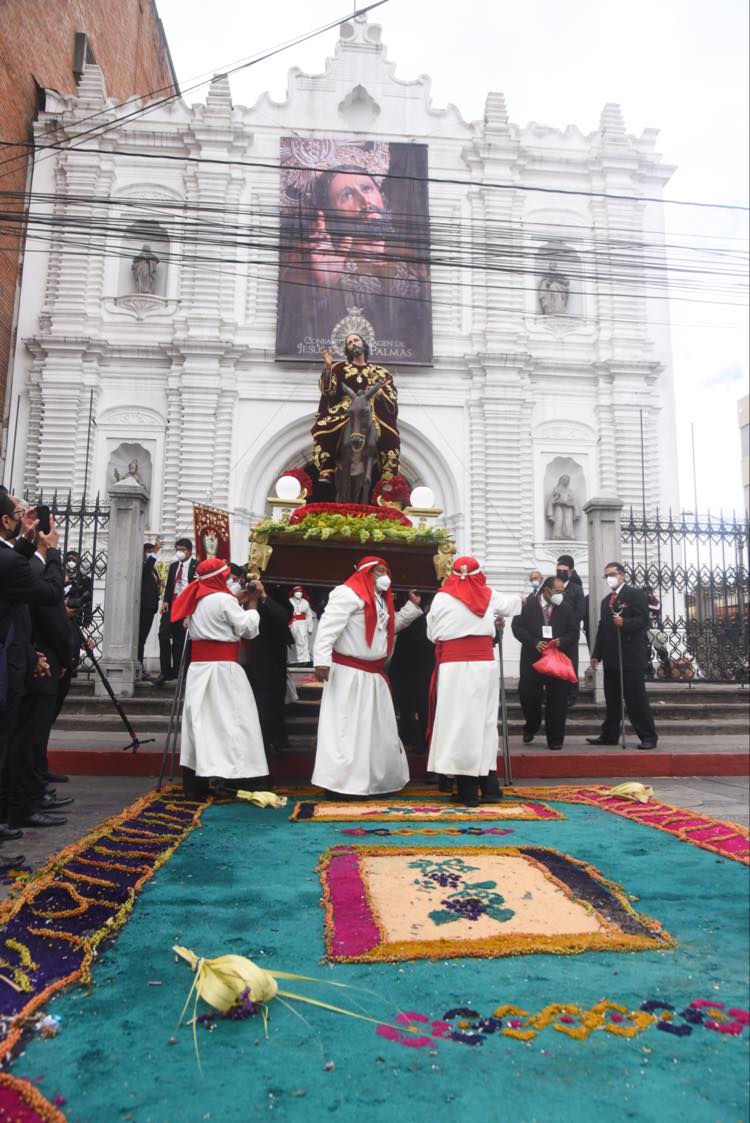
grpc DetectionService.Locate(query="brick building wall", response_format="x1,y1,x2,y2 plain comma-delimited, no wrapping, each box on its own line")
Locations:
0,0,178,478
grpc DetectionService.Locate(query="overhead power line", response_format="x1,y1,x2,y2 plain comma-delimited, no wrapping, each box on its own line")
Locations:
1,138,746,214
0,1,390,179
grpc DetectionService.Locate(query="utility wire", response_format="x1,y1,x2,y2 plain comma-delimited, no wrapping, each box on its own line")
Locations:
0,138,747,215
0,1,390,179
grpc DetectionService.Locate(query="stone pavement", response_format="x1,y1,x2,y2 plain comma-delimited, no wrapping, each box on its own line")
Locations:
1,772,747,901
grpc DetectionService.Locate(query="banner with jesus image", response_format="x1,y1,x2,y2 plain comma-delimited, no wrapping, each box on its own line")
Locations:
276,137,432,366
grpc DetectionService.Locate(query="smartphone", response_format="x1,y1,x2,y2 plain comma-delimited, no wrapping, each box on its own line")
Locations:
36,504,51,535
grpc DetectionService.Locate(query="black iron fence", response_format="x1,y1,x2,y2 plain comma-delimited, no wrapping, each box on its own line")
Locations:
623,509,749,683
25,491,109,660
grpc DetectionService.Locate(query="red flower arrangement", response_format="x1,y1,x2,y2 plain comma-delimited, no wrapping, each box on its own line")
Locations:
280,467,313,497
372,474,412,506
288,502,412,526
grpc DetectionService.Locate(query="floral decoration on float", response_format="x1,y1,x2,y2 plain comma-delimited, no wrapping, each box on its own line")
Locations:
254,502,450,545
372,474,412,509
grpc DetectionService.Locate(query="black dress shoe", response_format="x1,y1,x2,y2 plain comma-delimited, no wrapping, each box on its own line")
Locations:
0,855,25,871
547,743,563,751
45,771,69,784
637,740,658,750
41,796,74,810
586,736,619,745
19,813,67,828
450,793,480,807
0,826,23,842
522,732,535,744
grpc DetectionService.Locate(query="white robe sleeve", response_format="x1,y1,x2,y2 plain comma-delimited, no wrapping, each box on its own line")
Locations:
395,600,423,634
313,586,359,667
223,595,260,640
490,589,523,619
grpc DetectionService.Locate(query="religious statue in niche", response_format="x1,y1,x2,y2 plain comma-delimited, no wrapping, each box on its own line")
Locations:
538,270,570,315
546,474,581,539
113,459,145,486
131,244,159,293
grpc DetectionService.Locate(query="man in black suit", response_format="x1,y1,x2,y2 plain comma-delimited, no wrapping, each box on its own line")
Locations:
0,495,65,854
587,562,658,750
155,537,197,684
556,554,586,707
139,539,162,671
511,576,580,750
10,550,76,826
239,581,293,754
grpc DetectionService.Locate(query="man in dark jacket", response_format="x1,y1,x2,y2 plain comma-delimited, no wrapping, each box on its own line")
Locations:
10,551,75,826
239,582,293,753
556,554,585,707
139,539,162,670
390,594,435,753
155,538,197,684
511,576,580,750
0,496,65,855
587,562,658,750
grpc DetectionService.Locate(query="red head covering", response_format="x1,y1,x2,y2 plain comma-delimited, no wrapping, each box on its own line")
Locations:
343,555,395,653
441,555,492,616
171,557,230,622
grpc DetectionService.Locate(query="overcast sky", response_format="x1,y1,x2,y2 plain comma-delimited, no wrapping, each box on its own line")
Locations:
157,0,749,516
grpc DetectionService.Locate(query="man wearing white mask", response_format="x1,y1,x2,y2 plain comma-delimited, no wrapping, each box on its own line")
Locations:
511,576,580,751
587,562,657,749
426,556,521,804
312,556,422,797
288,585,314,665
155,537,197,685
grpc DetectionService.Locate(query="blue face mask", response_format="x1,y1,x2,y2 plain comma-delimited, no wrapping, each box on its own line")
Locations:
530,579,540,589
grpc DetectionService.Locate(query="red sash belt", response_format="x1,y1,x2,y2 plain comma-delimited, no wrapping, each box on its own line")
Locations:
332,650,389,685
191,640,240,663
427,635,495,745
292,613,307,621
434,636,494,665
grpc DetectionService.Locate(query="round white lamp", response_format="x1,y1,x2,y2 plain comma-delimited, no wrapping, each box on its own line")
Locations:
410,486,435,509
275,475,302,501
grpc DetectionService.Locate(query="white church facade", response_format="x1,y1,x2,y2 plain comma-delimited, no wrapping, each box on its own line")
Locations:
6,13,678,588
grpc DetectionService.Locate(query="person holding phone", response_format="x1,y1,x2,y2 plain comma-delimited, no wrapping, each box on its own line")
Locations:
0,496,65,842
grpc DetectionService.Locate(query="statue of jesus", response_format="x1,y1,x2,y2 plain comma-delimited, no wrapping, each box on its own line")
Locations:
312,333,400,497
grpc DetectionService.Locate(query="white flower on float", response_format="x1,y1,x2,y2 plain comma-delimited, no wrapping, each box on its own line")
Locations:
410,485,435,508
275,475,302,501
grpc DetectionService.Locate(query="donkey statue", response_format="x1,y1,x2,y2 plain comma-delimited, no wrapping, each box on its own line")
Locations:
335,380,384,504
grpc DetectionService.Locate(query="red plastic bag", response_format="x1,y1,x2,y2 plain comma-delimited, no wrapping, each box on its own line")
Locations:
533,646,578,682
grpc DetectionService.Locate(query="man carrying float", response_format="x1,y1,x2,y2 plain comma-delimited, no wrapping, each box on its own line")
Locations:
426,556,521,806
312,556,422,797
171,558,270,798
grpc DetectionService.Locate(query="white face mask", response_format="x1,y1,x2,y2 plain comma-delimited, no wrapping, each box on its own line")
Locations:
606,575,620,590
375,574,391,593
175,550,187,562
293,591,303,600
550,592,564,606
530,579,540,589
227,579,242,596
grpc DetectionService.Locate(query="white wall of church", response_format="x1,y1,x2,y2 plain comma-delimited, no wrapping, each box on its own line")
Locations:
5,14,679,679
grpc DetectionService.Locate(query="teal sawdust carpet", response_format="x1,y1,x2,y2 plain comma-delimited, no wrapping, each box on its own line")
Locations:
7,788,749,1123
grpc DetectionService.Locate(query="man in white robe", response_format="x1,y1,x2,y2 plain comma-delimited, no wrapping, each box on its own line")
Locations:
171,558,270,798
288,585,313,664
312,555,422,797
426,555,521,805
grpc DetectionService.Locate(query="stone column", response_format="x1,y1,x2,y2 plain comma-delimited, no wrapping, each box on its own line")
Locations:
584,495,624,701
98,477,149,698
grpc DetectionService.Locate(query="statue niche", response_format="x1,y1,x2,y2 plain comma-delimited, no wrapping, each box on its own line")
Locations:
543,457,585,541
